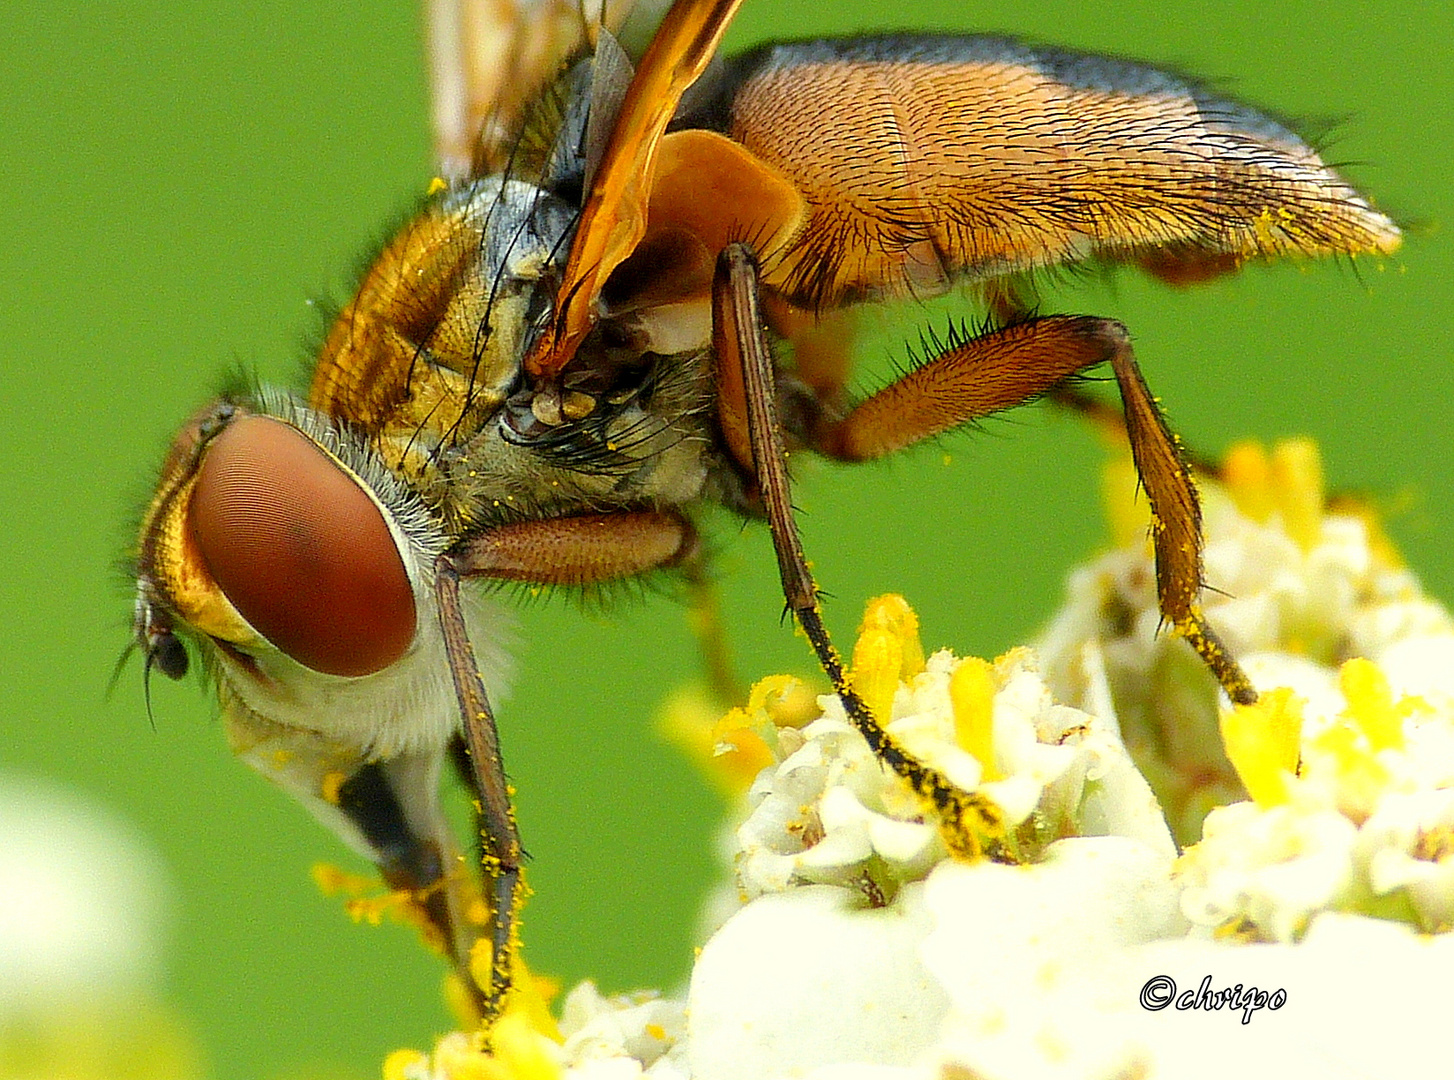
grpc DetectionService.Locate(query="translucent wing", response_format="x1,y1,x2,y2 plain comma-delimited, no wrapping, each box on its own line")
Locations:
428,0,637,178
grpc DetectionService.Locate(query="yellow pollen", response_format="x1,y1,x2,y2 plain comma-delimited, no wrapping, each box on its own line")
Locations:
320,770,347,805
311,861,375,897
1338,658,1405,752
859,594,926,678
1219,688,1303,807
949,657,999,781
343,890,413,927
427,176,448,196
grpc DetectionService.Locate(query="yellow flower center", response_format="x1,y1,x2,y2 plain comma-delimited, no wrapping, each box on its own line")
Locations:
950,657,1000,782
1219,688,1304,807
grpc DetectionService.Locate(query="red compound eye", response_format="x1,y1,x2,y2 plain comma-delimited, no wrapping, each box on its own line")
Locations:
189,415,416,677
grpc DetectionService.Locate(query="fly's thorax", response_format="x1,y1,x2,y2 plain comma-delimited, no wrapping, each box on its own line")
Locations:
309,176,577,485
302,159,729,531
131,391,503,757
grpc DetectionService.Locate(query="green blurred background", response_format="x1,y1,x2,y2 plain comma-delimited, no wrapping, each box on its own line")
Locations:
2,1,1448,1077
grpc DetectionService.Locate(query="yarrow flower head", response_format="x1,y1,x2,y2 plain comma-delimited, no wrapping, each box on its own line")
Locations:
724,595,1175,905
1039,437,1454,841
384,438,1454,1080
1179,656,1454,941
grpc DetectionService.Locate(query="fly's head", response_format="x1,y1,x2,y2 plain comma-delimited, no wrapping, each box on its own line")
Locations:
129,392,484,762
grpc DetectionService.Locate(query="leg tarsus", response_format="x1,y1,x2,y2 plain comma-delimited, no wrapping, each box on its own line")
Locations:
1103,330,1258,705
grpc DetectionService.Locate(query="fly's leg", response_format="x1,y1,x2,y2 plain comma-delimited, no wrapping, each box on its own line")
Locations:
801,305,1256,706
433,562,522,1028
1104,340,1257,704
437,509,703,1024
714,243,1007,861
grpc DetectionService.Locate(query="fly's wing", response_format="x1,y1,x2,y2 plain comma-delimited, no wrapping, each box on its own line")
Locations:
672,35,1401,310
523,0,746,379
429,0,580,178
429,0,674,178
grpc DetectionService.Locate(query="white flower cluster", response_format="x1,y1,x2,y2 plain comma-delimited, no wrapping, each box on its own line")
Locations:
688,644,1454,1080
556,983,688,1080
398,441,1454,1080
732,647,1174,901
392,983,689,1080
1177,666,1454,941
1038,440,1454,840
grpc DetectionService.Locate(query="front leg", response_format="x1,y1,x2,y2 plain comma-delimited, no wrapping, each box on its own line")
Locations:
432,560,521,1028
453,511,699,586
433,508,703,1024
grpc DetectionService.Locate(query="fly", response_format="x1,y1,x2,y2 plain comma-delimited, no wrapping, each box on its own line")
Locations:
128,0,1399,1027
